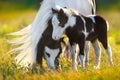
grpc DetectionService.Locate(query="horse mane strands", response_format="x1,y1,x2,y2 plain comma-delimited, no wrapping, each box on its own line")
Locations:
8,0,55,68
7,25,31,36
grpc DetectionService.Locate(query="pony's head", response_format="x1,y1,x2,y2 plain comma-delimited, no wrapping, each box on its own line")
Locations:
44,46,60,70
51,8,76,40
51,8,69,40
43,37,65,70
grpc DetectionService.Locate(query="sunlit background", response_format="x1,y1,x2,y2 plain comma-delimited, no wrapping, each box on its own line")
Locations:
0,0,120,80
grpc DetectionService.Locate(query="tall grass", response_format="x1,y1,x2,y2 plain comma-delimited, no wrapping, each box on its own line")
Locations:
0,4,120,80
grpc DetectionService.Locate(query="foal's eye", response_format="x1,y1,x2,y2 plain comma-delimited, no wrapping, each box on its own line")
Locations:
46,52,50,57
58,23,62,26
58,23,64,27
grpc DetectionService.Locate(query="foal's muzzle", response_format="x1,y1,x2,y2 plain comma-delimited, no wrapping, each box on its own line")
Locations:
52,36,60,41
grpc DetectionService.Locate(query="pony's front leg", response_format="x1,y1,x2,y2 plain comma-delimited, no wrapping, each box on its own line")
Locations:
92,40,101,69
85,41,90,66
71,44,78,70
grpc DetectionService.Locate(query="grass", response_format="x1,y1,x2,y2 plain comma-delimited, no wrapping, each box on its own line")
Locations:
0,6,120,80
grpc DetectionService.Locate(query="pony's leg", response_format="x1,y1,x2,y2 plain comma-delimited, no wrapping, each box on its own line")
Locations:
97,30,113,65
78,40,85,69
105,45,113,65
99,39,113,65
85,41,90,66
92,40,101,69
36,38,45,71
71,44,78,70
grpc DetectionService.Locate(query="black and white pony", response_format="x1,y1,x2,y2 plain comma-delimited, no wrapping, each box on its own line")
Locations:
51,7,113,69
8,0,96,70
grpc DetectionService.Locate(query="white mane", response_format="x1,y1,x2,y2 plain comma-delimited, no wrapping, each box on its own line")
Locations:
8,0,55,68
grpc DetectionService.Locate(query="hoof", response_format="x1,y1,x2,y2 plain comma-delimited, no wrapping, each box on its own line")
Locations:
94,65,100,69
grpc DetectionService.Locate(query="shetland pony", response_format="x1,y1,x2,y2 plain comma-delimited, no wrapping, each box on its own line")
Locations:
8,0,96,70
51,7,113,69
36,19,65,70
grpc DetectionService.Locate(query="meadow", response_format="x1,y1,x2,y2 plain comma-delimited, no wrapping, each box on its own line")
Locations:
0,2,120,80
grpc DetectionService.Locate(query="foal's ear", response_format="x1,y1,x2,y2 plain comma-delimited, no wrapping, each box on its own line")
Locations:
59,9,64,14
52,8,58,14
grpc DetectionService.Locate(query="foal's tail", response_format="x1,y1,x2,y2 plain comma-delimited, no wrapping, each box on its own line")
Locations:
94,16,109,49
94,16,109,33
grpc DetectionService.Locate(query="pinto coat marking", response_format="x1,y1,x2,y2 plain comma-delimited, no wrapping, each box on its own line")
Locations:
8,0,96,70
52,8,113,69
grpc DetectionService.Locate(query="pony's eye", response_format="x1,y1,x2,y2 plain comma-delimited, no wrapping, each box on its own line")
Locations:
46,52,50,57
58,23,64,27
58,23,62,26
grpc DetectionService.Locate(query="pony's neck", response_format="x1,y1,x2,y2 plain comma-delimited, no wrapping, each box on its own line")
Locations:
66,15,76,28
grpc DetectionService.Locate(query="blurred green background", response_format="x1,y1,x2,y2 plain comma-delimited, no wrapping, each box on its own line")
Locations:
0,0,120,11
0,0,120,80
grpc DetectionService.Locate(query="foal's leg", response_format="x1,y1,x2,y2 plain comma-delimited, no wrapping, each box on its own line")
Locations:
95,16,113,65
71,44,78,70
98,38,113,65
98,32,113,65
92,40,101,69
85,41,90,66
78,40,85,69
105,45,113,65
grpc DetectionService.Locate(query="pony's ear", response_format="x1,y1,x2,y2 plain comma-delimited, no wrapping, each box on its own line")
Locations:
64,7,67,8
52,8,58,14
59,8,64,14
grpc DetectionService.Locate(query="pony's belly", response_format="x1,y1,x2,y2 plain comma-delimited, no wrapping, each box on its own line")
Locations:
86,32,97,42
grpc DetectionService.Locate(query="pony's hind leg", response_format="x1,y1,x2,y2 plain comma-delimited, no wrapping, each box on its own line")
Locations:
99,38,113,65
85,41,90,66
105,44,113,65
97,29,113,66
71,44,78,70
92,39,101,69
95,16,113,66
78,39,85,69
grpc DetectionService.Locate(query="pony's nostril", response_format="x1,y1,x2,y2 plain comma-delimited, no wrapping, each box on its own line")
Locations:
53,36,59,40
54,36,57,40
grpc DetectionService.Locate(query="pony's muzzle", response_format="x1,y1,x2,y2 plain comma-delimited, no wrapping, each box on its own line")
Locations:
52,36,60,41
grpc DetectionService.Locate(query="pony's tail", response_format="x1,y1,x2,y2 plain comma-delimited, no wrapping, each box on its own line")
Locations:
8,25,36,68
8,0,56,68
7,25,31,36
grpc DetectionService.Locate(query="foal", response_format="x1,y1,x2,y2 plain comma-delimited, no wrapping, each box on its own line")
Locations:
51,8,113,69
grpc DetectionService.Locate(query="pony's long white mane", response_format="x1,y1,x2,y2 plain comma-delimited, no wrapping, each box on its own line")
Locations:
8,0,95,68
8,0,55,68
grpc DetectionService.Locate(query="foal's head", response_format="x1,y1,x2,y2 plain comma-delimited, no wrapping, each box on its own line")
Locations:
51,8,77,40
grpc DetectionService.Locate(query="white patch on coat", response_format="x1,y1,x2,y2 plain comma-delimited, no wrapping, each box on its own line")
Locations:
88,15,96,23
52,14,66,40
44,46,60,69
80,16,89,38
